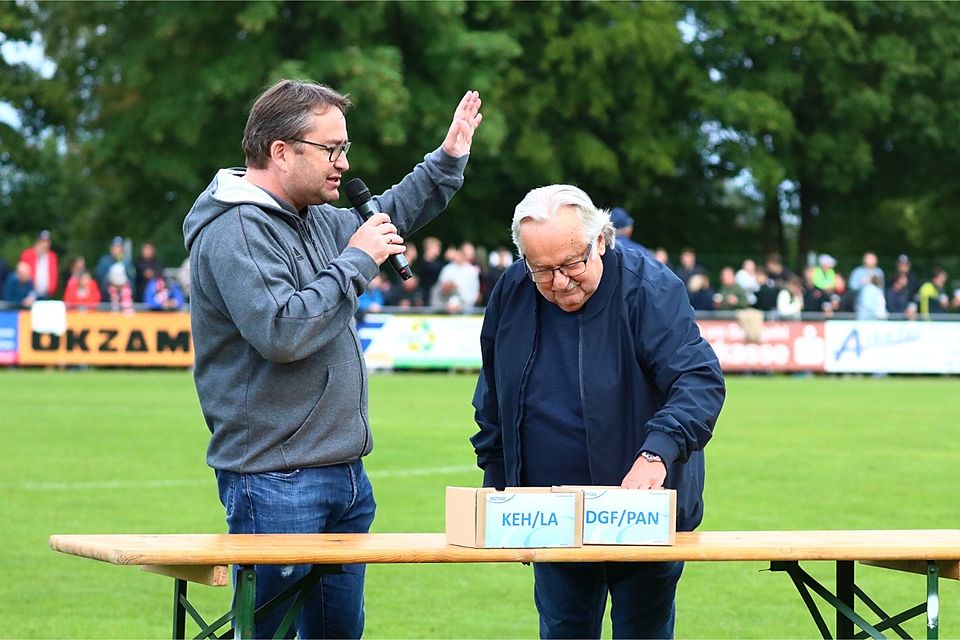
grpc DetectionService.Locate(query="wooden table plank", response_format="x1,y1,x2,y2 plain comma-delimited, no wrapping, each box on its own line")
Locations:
140,564,230,586
862,559,960,580
50,530,960,567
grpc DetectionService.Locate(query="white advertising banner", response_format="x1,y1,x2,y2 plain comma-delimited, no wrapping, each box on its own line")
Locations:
359,313,483,370
824,320,960,374
355,313,960,374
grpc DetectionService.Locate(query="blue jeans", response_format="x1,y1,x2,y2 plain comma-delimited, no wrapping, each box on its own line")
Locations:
533,561,683,639
216,461,376,639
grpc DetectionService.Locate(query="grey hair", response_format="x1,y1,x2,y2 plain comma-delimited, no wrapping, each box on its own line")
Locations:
511,184,616,256
242,79,352,169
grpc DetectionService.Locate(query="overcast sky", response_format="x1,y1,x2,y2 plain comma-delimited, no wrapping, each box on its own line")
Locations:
1,34,55,128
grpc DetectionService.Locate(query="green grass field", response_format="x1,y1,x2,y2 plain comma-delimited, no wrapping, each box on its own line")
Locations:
1,370,958,638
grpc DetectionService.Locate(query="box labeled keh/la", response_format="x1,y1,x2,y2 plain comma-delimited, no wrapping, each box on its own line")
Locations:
445,487,582,548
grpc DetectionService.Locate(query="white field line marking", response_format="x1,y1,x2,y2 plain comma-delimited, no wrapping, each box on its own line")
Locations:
16,479,209,491
370,464,477,479
8,464,478,491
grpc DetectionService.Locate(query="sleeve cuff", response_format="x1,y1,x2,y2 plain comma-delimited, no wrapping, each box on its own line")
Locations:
638,431,682,465
481,461,507,490
340,246,380,292
426,147,469,174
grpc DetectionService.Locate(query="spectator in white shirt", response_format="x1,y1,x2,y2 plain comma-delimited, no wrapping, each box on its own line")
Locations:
856,274,888,320
735,258,759,306
432,243,480,312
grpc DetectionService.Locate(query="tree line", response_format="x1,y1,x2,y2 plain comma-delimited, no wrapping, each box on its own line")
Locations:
2,0,959,273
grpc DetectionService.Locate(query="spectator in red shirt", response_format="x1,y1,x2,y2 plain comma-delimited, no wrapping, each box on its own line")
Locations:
63,270,102,310
19,230,59,300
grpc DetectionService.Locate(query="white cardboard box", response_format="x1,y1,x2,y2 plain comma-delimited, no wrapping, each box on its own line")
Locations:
565,487,677,545
445,487,583,548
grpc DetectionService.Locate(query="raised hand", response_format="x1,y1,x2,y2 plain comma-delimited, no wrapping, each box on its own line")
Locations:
441,90,483,158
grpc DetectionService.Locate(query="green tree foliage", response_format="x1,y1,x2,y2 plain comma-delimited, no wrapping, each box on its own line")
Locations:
3,0,960,270
1,1,85,258
2,1,516,260
2,0,735,263
689,0,960,267
472,1,746,253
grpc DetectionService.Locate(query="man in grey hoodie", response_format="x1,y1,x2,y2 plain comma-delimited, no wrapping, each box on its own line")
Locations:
183,79,482,638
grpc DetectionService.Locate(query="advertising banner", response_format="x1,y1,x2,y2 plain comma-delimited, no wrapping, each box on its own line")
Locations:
824,320,960,374
359,313,483,370
17,310,193,367
697,319,826,372
358,316,832,373
7,308,958,373
0,311,19,365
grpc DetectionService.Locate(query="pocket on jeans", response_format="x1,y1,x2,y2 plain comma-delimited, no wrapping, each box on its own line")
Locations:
216,470,237,519
263,469,300,480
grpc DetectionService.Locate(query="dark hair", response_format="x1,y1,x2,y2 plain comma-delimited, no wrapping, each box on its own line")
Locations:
242,80,352,169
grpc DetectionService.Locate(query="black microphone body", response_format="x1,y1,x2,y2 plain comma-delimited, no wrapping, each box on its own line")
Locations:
345,178,413,281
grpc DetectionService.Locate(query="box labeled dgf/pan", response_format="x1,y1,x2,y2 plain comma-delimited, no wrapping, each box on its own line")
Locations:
445,487,583,548
566,487,676,546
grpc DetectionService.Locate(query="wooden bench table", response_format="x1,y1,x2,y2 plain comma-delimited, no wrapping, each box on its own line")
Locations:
50,530,960,639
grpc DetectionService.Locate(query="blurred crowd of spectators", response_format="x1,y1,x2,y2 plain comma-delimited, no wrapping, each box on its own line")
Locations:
1,230,186,313
3,224,959,323
667,248,956,321
356,236,514,318
609,207,959,322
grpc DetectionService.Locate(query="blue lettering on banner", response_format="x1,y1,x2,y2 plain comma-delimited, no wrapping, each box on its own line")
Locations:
356,320,385,352
833,325,921,362
586,510,660,526
500,511,560,527
0,311,18,362
834,329,861,360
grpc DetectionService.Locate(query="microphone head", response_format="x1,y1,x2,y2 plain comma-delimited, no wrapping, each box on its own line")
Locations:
344,178,372,207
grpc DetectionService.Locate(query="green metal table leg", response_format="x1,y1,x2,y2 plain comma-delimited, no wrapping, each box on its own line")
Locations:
234,566,256,640
927,562,939,640
838,561,856,639
771,560,884,639
852,584,912,639
164,564,344,639
771,561,832,638
173,578,187,640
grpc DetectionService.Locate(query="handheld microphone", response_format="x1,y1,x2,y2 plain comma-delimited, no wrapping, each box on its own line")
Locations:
345,178,414,281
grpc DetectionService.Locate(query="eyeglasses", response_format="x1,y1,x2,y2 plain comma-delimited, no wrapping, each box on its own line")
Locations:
524,239,594,284
292,139,351,162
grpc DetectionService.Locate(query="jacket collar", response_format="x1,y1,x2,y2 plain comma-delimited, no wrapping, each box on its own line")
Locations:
580,244,621,320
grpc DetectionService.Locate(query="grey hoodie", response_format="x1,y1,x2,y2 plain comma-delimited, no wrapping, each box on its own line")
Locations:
183,148,468,472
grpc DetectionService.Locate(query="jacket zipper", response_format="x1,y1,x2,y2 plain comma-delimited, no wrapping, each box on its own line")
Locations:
513,299,539,486
302,211,368,458
296,218,321,274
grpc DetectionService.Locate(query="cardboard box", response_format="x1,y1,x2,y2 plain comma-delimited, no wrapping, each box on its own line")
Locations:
565,487,677,545
445,487,583,548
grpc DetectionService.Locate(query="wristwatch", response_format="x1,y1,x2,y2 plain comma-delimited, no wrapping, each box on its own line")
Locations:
639,451,663,464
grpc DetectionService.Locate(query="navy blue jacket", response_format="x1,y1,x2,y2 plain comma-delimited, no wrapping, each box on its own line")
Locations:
471,244,725,531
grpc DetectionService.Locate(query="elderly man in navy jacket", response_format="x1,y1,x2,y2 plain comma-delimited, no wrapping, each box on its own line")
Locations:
471,184,725,639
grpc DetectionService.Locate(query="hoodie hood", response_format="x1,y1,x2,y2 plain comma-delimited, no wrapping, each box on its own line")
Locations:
183,168,288,251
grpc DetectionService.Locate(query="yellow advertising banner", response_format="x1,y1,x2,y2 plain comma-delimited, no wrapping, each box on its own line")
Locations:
17,310,193,367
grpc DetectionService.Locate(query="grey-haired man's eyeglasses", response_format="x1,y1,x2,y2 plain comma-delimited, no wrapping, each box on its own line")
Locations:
524,239,594,284
292,139,351,162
